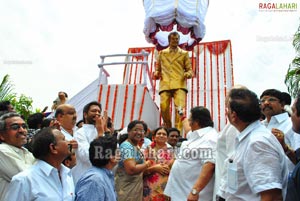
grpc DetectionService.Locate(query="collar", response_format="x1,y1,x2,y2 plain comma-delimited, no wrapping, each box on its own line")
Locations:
93,166,114,178
2,142,29,153
270,112,290,124
37,160,71,177
189,127,213,140
237,120,260,143
82,124,96,128
167,47,180,53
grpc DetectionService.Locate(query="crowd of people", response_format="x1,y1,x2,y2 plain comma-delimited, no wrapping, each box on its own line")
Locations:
0,86,300,201
1,32,300,200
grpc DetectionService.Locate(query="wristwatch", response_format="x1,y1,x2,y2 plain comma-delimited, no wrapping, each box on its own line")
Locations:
191,188,199,195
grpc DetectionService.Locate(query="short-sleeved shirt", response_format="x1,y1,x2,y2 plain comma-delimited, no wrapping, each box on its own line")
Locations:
225,120,288,200
118,141,144,168
285,148,300,200
75,166,116,201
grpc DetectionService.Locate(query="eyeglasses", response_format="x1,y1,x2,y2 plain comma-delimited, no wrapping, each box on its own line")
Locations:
132,129,145,134
260,97,280,104
7,123,27,130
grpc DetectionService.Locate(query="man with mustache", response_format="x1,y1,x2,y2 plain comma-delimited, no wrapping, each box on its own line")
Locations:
260,89,292,134
4,127,75,200
72,101,106,184
0,112,35,200
55,104,79,170
225,88,288,200
260,89,298,171
55,104,79,144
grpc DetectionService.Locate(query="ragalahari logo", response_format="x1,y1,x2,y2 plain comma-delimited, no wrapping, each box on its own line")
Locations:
258,2,298,12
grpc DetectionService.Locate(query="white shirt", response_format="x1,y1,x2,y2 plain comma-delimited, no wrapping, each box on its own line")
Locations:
61,127,75,141
0,143,35,201
214,123,239,199
262,112,292,135
73,124,98,184
285,128,300,150
262,112,294,171
4,160,74,201
164,127,218,201
225,121,288,201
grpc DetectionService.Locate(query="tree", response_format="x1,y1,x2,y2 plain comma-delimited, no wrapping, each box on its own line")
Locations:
285,23,300,98
0,74,15,100
0,74,34,120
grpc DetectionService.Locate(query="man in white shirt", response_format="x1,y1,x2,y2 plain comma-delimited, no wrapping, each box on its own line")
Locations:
260,89,298,170
260,89,292,134
225,88,288,200
72,101,105,184
55,104,77,140
0,112,35,201
164,106,217,201
4,127,75,201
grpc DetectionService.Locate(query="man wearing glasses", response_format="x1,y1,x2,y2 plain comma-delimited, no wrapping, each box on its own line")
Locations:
260,89,298,171
0,112,35,200
260,89,292,133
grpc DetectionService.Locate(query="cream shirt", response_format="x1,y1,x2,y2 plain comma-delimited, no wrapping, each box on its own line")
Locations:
0,143,35,201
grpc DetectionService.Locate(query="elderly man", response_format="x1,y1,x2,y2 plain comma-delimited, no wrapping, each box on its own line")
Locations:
55,104,77,140
225,88,288,200
0,112,35,200
153,31,193,133
4,127,74,200
164,106,217,201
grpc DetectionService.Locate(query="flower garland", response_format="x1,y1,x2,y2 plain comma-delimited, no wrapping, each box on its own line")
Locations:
98,84,103,103
111,85,119,122
105,85,111,112
216,43,221,131
209,46,213,113
121,85,129,129
203,44,207,107
138,86,147,120
130,85,137,121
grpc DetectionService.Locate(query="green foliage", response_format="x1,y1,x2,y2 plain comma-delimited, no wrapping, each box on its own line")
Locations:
0,74,35,120
285,57,300,98
0,74,14,100
10,94,33,120
285,24,300,98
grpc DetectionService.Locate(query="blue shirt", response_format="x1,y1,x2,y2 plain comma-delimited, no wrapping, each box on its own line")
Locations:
285,148,300,201
75,166,116,201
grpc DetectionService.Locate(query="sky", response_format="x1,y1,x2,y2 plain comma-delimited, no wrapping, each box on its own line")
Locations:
0,0,299,111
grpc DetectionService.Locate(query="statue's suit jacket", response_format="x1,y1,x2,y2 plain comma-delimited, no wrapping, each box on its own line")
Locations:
155,47,193,94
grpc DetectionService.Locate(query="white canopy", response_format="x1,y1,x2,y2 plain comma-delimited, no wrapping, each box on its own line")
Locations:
143,0,209,50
